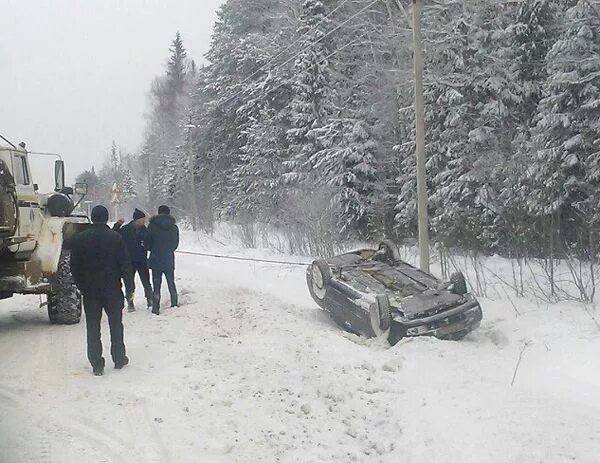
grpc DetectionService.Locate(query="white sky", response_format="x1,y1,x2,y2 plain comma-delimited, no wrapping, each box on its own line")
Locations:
0,0,224,188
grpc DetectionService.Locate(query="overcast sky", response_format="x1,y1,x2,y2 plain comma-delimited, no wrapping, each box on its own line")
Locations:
0,0,223,187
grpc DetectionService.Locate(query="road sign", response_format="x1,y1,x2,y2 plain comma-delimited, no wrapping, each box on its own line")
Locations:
111,182,122,204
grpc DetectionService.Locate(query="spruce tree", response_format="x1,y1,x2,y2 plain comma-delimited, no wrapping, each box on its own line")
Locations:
285,0,336,184
529,0,600,240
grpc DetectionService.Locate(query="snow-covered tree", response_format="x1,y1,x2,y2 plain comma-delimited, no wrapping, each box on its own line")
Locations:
141,32,192,208
128,0,599,259
529,0,600,240
230,105,286,220
285,0,336,184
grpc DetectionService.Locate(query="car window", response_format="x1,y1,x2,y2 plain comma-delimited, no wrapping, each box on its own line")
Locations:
13,155,30,185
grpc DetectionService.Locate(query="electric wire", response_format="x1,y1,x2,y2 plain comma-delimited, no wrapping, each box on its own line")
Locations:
218,0,381,109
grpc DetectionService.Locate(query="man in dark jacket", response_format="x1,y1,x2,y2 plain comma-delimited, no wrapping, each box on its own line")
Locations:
113,208,153,312
145,205,179,315
71,205,134,376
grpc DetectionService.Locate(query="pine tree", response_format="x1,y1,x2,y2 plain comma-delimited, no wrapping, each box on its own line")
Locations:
75,167,102,206
141,32,192,208
332,116,378,236
230,105,286,220
310,97,378,236
199,0,289,218
529,0,600,239
167,31,187,95
510,0,563,125
120,155,137,203
285,0,336,184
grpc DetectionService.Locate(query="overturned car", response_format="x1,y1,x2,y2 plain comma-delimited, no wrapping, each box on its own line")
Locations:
306,241,483,344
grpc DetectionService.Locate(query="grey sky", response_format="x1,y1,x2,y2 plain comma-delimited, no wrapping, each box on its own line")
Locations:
0,0,223,188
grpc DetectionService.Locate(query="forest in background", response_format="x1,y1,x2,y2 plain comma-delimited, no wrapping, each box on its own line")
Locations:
79,0,600,271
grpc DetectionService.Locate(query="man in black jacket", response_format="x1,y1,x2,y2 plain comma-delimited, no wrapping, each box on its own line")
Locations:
113,208,153,312
71,205,134,376
145,205,179,315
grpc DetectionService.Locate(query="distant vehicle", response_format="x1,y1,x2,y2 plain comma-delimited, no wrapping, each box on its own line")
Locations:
0,135,90,324
306,241,483,344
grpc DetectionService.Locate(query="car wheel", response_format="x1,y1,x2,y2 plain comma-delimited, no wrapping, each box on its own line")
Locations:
307,259,331,302
379,239,401,262
369,294,391,339
450,271,468,295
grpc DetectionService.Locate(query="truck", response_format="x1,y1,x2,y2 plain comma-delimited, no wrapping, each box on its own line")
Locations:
0,135,90,324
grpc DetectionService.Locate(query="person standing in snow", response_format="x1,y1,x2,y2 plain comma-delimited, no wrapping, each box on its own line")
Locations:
70,205,134,376
145,205,179,315
113,208,153,312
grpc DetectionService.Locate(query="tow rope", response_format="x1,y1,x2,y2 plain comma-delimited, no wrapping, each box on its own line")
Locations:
176,249,310,267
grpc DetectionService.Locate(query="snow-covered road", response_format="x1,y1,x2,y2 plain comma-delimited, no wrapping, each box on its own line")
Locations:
1,247,600,462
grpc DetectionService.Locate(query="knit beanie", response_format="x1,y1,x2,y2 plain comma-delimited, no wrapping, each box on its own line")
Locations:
133,208,146,221
91,205,109,224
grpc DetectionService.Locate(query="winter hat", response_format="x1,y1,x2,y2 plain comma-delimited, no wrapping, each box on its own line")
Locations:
91,205,109,224
133,208,146,221
158,205,170,215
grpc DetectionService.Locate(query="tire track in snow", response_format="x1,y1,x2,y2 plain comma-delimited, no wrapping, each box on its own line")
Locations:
0,385,56,463
0,382,129,462
0,387,20,408
121,395,172,463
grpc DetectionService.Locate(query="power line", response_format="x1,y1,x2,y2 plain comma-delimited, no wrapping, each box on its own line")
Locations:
177,249,310,267
228,0,352,95
245,33,369,102
217,0,381,109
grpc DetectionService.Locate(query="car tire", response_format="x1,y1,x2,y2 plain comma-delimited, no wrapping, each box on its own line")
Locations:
307,259,331,303
450,271,468,295
48,250,82,325
379,239,401,262
369,294,391,340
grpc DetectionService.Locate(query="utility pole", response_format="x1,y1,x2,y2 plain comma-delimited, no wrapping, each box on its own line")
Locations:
412,0,430,273
145,149,152,209
184,124,199,231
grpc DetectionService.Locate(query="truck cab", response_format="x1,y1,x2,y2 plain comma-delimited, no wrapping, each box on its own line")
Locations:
0,144,44,256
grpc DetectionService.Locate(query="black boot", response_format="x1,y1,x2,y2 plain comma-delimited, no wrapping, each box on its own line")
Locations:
115,356,129,370
152,293,160,315
92,359,105,376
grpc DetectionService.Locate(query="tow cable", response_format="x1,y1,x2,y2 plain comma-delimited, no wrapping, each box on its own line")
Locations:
176,249,310,267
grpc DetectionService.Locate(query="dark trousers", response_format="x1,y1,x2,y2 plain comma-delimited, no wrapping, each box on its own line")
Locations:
152,269,178,312
132,261,153,300
83,294,126,368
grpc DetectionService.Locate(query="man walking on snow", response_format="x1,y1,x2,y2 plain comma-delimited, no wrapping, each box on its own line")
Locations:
145,205,179,315
71,205,134,376
113,208,153,312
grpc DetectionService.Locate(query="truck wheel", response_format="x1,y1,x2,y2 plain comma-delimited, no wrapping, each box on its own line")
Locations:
307,259,331,303
48,250,82,325
369,294,391,340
